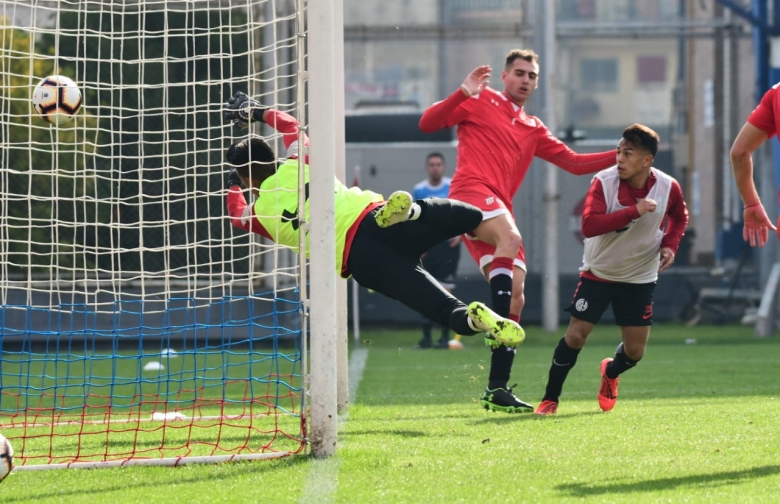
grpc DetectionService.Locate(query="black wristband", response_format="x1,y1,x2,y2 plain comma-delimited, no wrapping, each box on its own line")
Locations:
251,107,269,123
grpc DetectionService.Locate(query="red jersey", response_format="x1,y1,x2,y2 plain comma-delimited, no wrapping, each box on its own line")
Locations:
580,171,689,282
747,82,780,136
419,87,617,205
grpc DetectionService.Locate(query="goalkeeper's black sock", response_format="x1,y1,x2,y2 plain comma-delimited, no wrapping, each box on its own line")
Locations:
606,343,639,379
488,257,514,319
488,345,516,390
543,338,581,402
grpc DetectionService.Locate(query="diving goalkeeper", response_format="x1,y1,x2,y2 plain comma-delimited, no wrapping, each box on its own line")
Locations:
222,92,528,355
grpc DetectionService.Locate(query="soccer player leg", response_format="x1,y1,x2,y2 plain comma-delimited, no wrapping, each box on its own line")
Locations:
599,282,655,411
537,317,596,415
391,197,483,257
348,233,485,338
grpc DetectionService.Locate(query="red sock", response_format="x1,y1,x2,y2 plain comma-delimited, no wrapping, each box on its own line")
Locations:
509,314,520,323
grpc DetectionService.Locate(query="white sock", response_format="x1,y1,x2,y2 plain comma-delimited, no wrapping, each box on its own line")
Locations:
408,203,421,221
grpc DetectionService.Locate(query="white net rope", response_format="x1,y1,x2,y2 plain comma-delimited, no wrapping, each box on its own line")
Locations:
0,0,306,466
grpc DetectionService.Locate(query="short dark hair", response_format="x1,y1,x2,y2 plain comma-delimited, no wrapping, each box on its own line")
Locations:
621,123,659,157
505,48,539,69
426,152,445,163
225,135,278,180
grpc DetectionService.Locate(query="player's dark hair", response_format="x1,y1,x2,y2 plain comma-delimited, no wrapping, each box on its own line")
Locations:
505,48,539,69
621,124,659,157
225,135,278,182
426,152,445,163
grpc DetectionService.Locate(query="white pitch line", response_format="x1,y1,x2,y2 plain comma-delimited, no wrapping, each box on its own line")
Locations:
299,347,368,504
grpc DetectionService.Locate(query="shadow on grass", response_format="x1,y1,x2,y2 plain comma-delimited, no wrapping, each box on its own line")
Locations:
556,465,780,497
6,455,310,503
471,410,605,425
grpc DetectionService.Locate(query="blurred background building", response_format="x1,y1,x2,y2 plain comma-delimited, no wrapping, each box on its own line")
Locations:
341,0,775,325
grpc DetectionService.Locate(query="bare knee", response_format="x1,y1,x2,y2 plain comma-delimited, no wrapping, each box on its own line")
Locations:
623,343,646,361
564,320,593,349
495,231,522,256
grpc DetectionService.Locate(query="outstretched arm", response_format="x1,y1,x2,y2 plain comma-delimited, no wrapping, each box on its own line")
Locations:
262,109,309,160
535,129,616,175
731,121,776,247
419,65,489,132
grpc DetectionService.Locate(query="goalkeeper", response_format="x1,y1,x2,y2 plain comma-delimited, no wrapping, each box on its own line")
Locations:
222,92,528,357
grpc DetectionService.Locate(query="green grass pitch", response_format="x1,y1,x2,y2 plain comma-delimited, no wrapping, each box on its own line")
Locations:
4,323,780,503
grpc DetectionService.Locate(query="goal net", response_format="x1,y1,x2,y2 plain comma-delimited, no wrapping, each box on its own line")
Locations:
0,0,308,468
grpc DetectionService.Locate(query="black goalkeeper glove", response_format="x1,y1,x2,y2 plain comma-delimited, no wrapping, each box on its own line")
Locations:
226,167,242,189
223,91,268,130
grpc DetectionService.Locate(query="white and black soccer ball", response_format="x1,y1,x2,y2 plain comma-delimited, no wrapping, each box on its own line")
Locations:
32,75,83,125
0,433,14,482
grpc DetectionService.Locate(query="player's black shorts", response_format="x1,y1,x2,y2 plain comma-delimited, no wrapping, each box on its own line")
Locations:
422,240,461,288
565,277,656,326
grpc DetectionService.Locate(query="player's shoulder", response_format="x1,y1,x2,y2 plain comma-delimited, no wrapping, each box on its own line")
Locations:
594,165,619,180
414,179,429,191
650,167,677,183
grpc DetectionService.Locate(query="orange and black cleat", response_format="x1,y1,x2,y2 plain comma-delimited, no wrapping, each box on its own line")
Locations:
598,358,619,412
534,399,558,415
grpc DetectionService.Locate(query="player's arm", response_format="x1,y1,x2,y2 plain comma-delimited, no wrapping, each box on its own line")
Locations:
732,88,779,247
419,65,489,132
224,92,308,160
263,109,309,159
731,121,776,247
535,129,617,175
658,179,689,272
580,178,641,238
225,168,272,239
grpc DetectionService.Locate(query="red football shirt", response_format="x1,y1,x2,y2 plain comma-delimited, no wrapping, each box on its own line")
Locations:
747,82,780,136
420,87,617,206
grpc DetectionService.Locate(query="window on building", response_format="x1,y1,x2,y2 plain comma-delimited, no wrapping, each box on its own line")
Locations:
637,56,666,84
580,58,618,92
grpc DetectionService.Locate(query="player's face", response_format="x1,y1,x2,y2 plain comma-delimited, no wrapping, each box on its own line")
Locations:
426,156,445,183
501,58,539,106
616,139,653,186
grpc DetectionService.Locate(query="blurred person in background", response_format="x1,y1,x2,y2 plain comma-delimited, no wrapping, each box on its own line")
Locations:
419,48,617,413
412,153,463,349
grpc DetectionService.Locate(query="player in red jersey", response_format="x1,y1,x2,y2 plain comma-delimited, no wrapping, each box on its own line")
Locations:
419,48,618,413
535,124,689,415
730,82,780,247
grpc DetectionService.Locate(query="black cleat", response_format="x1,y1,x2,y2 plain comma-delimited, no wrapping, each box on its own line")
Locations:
480,384,534,413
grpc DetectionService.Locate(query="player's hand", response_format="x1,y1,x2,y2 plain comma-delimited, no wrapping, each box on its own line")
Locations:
461,65,491,97
226,167,242,189
448,236,462,248
658,247,675,273
743,202,776,247
635,198,657,216
223,91,268,129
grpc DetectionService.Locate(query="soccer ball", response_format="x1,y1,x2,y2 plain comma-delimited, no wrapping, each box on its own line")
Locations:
32,75,83,125
0,433,14,482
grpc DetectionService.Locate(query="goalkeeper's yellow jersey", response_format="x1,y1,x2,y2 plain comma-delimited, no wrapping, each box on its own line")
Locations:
253,159,383,276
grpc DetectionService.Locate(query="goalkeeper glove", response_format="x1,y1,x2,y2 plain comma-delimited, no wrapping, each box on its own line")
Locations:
226,167,242,189
223,91,268,129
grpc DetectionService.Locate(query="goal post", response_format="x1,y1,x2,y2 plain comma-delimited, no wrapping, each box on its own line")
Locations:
0,0,342,468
